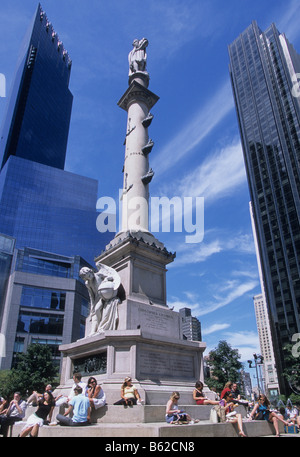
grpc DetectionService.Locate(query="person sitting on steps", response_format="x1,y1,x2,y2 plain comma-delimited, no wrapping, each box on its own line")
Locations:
193,381,219,405
113,377,143,406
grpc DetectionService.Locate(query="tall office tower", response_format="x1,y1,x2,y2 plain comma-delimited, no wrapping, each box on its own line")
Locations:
0,5,110,265
250,202,279,395
179,307,202,342
0,4,73,170
229,21,300,394
253,293,279,396
0,156,108,265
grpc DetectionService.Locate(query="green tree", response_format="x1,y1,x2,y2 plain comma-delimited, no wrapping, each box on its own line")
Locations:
0,370,12,399
282,343,300,396
206,340,243,392
0,343,59,398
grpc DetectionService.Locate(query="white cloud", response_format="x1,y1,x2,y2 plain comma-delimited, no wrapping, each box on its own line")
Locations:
173,240,223,266
224,331,259,348
277,0,300,43
199,280,259,316
167,277,259,318
202,323,231,335
148,1,221,62
204,331,260,362
223,331,260,362
176,139,246,203
172,231,256,268
152,80,234,178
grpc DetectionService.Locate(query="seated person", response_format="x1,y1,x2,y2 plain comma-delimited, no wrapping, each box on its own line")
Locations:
285,403,300,429
220,391,247,437
56,386,91,426
165,391,191,424
19,391,55,437
249,394,289,437
193,381,219,405
55,372,87,406
113,377,143,406
86,377,106,411
0,392,27,437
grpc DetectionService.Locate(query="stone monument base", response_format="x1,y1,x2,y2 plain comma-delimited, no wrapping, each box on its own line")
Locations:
58,327,207,405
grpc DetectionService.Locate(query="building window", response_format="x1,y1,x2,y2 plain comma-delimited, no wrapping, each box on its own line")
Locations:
17,311,64,335
13,336,25,353
16,252,71,278
31,337,62,357
20,286,66,310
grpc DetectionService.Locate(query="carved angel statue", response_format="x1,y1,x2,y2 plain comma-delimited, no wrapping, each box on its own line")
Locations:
128,38,149,76
79,263,121,336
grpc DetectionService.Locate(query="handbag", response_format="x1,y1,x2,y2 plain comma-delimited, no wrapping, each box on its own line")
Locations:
284,424,299,434
210,405,226,423
254,410,264,420
210,406,219,423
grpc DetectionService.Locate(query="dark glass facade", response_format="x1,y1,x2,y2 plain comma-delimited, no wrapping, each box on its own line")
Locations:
0,4,73,170
0,4,112,368
0,156,110,265
229,22,300,394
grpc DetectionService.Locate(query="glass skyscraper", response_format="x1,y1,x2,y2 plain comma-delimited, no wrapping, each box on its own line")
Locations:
229,21,300,394
0,156,109,264
0,4,110,265
0,5,111,368
0,4,73,170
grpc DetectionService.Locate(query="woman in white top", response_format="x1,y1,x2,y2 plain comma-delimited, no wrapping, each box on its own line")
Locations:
87,377,106,411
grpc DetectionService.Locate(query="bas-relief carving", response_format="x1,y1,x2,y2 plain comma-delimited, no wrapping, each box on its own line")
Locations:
79,262,121,337
73,352,107,376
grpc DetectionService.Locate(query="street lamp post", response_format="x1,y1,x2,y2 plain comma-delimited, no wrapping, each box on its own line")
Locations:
247,353,264,395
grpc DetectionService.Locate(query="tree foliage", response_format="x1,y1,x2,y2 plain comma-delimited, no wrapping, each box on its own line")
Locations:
206,340,243,392
0,343,59,398
282,343,300,396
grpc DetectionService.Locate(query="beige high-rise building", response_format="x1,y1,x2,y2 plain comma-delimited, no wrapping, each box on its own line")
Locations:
253,293,279,396
250,202,279,396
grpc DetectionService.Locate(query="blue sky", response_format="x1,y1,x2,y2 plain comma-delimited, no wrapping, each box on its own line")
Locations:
1,0,300,384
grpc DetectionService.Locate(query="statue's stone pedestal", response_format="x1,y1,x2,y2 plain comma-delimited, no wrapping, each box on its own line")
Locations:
59,329,206,405
95,230,175,316
58,232,207,404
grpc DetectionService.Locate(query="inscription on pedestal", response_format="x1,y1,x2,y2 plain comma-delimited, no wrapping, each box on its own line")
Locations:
139,350,194,379
139,307,175,333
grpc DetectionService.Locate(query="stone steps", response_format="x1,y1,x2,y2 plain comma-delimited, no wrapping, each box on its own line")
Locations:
93,404,216,423
10,404,289,437
21,404,219,424
12,419,285,438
